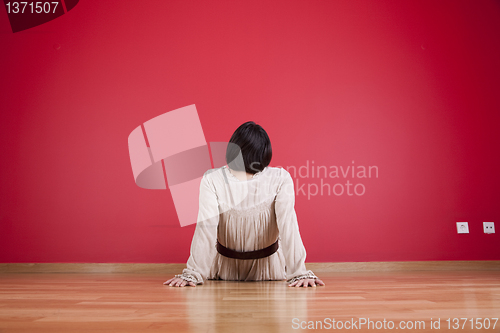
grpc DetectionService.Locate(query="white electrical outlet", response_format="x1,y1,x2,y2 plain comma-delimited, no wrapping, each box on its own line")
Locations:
456,222,469,234
483,222,495,234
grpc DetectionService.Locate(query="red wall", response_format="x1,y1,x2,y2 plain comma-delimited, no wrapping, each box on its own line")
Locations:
1,0,499,263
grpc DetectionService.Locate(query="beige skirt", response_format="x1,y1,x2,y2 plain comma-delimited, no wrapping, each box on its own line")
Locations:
209,199,287,281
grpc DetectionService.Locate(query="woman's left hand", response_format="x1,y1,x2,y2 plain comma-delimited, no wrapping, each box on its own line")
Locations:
288,278,325,287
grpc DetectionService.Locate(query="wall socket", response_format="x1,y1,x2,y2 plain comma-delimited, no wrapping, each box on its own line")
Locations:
483,222,495,234
456,222,469,234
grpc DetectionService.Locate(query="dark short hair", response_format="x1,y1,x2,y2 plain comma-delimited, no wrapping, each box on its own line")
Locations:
226,121,272,174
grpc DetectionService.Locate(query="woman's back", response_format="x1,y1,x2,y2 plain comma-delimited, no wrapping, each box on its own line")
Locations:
208,165,286,281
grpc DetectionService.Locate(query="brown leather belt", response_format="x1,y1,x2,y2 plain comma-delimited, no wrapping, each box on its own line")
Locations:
216,239,279,260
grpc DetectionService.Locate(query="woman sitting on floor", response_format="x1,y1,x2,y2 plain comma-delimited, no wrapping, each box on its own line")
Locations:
164,121,325,288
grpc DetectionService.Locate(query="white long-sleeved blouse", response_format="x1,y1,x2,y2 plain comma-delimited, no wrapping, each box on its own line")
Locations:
175,165,317,285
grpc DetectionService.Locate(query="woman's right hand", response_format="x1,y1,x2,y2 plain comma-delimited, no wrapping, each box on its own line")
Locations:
163,277,196,287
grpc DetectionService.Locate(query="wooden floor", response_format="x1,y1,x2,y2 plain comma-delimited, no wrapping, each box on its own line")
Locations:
1,270,499,332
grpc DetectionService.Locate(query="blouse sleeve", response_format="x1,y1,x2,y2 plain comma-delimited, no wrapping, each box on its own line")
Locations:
175,171,219,285
275,168,317,283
